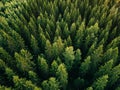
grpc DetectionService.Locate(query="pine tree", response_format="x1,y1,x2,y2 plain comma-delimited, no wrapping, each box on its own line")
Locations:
52,36,64,58
85,22,99,50
108,64,120,87
107,36,120,49
56,64,68,90
39,33,47,51
41,80,49,90
5,67,15,86
30,35,39,55
15,49,34,74
50,60,58,76
45,40,53,60
75,21,85,48
70,23,76,40
0,47,14,68
0,30,17,54
103,47,118,64
75,49,82,62
28,71,38,84
92,75,108,90
42,77,59,90
71,49,82,77
10,30,25,52
0,59,6,74
28,17,37,37
37,56,49,78
63,46,75,71
66,36,72,46
95,59,113,77
90,45,103,73
0,85,11,90
79,56,91,76
13,76,41,90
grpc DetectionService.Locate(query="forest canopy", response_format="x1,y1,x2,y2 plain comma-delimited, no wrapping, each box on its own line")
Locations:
0,0,120,90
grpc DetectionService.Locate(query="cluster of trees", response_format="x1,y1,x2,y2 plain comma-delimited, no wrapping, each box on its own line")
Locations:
0,0,120,89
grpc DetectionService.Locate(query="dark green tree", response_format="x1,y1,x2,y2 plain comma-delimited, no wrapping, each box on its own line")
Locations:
95,59,113,77
92,75,108,90
108,64,120,87
79,56,91,76
37,56,49,78
30,35,39,55
42,77,59,90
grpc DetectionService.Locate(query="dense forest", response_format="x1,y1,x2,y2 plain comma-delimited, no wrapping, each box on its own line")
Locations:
0,0,120,90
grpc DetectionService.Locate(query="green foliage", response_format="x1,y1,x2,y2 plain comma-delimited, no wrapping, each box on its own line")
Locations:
28,71,38,84
95,59,113,77
13,76,41,90
92,75,108,90
56,64,68,90
108,64,120,87
0,85,11,90
14,49,35,74
0,59,6,74
86,87,93,90
0,0,120,89
80,56,91,76
50,60,58,76
0,47,14,68
42,77,59,90
37,56,49,78
63,46,75,71
30,35,39,55
73,77,85,89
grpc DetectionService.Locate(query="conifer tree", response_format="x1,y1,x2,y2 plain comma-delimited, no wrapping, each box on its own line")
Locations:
66,36,72,46
108,64,120,87
103,47,118,64
52,36,64,58
13,76,41,90
0,47,14,68
56,64,68,90
0,85,11,90
90,45,103,73
0,59,6,74
63,46,75,71
42,77,59,90
92,75,108,90
15,49,34,74
30,35,39,55
50,60,58,76
75,21,85,48
79,56,91,76
28,71,38,84
95,59,113,77
45,40,53,61
37,56,49,78
5,67,15,86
